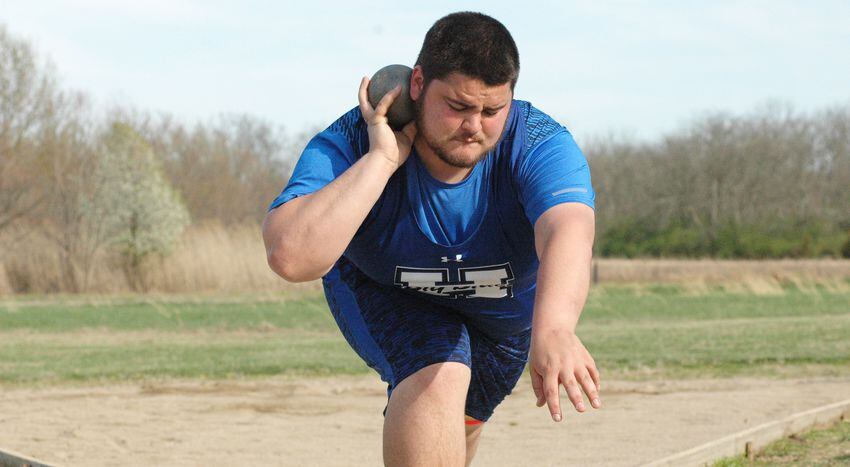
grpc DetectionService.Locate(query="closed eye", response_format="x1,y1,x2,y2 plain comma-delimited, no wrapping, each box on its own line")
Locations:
446,99,505,117
448,102,503,116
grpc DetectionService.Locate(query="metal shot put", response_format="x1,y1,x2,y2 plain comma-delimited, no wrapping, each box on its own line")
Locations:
367,64,415,130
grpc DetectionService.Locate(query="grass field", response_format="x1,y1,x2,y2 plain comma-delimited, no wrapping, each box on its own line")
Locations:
714,419,850,466
1,284,848,386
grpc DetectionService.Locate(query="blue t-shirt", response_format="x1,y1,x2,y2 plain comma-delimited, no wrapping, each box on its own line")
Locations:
408,149,487,245
269,100,594,332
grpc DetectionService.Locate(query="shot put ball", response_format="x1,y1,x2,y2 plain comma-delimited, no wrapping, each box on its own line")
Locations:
367,64,415,130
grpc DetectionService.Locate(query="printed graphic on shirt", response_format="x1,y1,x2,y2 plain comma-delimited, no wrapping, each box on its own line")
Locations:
393,263,515,299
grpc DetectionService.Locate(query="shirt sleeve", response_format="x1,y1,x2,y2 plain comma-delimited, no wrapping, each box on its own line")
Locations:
516,130,595,226
267,130,357,211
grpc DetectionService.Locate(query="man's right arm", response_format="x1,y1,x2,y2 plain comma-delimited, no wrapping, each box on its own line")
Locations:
263,150,397,282
262,78,416,282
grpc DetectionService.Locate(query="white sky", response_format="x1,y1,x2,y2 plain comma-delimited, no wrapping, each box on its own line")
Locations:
2,0,848,141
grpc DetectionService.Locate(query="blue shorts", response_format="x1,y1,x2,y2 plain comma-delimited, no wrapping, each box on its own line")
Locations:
323,258,531,422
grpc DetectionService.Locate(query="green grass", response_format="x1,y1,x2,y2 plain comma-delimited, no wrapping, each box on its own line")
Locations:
0,296,336,332
0,332,363,384
714,419,850,466
579,287,850,379
1,286,849,386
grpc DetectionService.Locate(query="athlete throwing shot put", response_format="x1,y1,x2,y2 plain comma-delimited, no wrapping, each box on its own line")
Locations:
263,12,600,466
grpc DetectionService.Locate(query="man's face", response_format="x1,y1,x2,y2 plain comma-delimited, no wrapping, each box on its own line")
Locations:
411,69,513,168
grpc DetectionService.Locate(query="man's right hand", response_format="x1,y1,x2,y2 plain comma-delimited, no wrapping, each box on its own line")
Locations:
358,77,417,171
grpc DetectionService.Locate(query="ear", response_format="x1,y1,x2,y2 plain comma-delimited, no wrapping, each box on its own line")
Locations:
410,65,425,101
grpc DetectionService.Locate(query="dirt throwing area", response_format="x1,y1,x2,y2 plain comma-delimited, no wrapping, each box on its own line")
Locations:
2,375,850,466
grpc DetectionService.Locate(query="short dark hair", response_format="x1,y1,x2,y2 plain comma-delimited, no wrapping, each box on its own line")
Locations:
415,12,520,90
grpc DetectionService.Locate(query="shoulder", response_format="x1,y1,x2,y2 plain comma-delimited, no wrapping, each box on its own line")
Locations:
507,100,570,155
501,100,577,173
314,107,369,158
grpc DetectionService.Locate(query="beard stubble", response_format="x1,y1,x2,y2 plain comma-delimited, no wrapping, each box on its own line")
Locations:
413,94,501,169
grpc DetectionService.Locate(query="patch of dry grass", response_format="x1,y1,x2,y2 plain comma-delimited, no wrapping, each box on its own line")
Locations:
594,258,850,294
0,222,320,295
2,222,849,295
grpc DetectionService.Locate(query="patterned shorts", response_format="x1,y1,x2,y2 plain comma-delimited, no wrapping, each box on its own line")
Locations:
322,258,531,422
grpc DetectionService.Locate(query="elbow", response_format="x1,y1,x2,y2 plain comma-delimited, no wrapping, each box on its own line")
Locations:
267,247,321,283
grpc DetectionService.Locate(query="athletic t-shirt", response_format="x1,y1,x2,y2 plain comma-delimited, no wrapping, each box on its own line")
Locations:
269,100,594,334
408,149,487,245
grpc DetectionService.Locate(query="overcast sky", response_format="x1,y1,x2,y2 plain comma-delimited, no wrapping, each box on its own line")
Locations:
2,0,848,141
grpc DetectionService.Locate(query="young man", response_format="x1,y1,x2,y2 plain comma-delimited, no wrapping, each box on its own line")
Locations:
263,11,600,466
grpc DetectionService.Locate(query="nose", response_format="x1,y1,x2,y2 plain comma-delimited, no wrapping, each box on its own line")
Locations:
461,113,482,136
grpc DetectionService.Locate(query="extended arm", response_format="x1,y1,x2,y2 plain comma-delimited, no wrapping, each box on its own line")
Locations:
262,79,416,282
528,202,601,421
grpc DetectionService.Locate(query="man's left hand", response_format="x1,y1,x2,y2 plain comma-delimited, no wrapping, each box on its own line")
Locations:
529,327,601,421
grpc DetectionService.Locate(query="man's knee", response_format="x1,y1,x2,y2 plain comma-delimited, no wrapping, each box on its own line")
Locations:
391,361,471,407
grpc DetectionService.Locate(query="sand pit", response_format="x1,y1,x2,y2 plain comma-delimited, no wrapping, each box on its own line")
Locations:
2,375,850,466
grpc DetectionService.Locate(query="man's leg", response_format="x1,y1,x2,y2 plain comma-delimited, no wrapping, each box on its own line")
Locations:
464,417,484,467
462,325,533,465
383,362,471,466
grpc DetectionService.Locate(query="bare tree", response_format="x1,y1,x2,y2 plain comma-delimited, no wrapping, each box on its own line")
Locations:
0,25,59,242
41,96,99,292
587,102,850,257
150,115,310,225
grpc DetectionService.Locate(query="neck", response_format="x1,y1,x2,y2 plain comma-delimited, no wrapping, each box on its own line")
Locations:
413,137,474,184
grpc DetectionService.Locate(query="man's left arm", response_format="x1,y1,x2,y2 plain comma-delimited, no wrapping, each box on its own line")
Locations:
529,202,601,422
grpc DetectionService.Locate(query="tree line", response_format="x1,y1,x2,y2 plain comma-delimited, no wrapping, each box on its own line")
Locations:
585,102,850,258
1,24,849,295
0,25,314,291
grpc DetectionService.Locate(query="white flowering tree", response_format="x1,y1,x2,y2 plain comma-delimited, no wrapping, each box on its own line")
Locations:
90,122,190,291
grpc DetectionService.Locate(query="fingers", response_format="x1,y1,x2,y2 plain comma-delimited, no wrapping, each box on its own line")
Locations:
530,333,603,422
358,76,373,120
530,368,545,407
579,371,602,409
358,77,401,126
588,362,601,392
373,84,401,118
561,369,602,413
562,374,586,413
542,372,562,422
